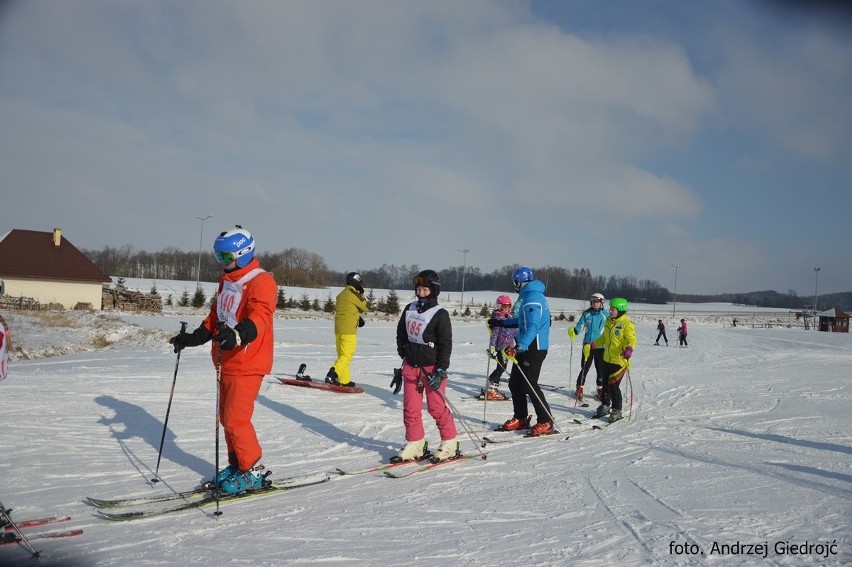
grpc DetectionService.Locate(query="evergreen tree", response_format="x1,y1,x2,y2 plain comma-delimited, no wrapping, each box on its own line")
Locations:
299,293,312,311
179,289,190,307
323,295,335,313
150,282,159,295
192,288,206,308
166,294,173,306
277,287,286,309
479,304,489,317
311,298,321,311
385,289,401,315
463,305,472,317
366,289,376,310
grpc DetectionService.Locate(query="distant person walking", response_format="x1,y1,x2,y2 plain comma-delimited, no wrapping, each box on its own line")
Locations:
677,319,688,347
326,272,368,388
655,320,668,346
0,314,10,382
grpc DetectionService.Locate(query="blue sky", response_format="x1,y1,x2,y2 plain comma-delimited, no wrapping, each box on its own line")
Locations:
1,1,849,295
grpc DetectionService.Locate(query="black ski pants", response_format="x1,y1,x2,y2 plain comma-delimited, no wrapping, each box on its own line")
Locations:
488,350,510,386
576,346,604,389
655,330,668,344
508,349,551,424
601,360,627,411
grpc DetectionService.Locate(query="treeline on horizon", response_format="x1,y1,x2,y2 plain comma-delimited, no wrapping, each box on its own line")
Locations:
84,245,850,311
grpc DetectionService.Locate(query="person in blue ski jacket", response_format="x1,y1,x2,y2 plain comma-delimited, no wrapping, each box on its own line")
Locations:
488,267,554,436
567,293,608,402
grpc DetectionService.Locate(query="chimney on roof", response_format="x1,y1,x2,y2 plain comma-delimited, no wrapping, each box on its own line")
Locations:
53,228,62,247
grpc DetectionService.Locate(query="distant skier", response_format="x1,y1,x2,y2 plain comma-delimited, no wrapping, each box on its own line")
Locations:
394,270,458,462
655,320,668,346
169,225,277,494
485,295,517,401
0,314,10,382
325,272,368,388
488,267,554,436
567,293,607,402
677,319,688,347
591,298,636,423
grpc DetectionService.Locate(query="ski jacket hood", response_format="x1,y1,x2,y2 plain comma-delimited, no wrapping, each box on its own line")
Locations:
505,279,550,351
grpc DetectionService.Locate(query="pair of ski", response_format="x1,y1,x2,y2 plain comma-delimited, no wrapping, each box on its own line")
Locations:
88,473,331,521
336,452,486,478
481,427,569,445
0,515,82,546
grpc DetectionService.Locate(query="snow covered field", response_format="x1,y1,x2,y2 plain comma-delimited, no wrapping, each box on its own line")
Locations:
1,288,849,566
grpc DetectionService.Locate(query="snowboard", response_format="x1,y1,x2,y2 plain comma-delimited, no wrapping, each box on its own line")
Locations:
276,377,364,394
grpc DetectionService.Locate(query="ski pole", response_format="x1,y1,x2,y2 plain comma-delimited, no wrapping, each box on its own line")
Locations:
482,350,492,423
568,338,574,391
0,501,40,558
627,369,634,422
213,325,224,517
152,321,187,483
503,349,557,427
418,368,488,457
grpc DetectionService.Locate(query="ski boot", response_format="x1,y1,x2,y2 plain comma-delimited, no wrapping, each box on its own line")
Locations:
481,388,508,401
390,439,428,463
575,385,584,403
593,404,611,419
431,439,460,462
219,464,269,495
498,416,531,431
609,410,623,424
528,421,554,437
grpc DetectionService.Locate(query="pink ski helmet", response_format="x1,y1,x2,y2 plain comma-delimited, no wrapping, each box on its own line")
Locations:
496,295,512,306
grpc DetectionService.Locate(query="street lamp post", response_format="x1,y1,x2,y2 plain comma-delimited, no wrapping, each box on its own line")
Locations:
194,215,213,290
813,267,821,330
671,263,680,317
458,248,470,309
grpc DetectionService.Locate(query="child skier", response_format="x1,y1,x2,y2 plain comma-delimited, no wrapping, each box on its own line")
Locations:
567,293,607,402
485,295,517,400
393,270,458,462
591,297,636,423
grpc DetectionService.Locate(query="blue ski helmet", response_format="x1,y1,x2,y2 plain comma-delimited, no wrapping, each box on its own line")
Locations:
213,226,255,268
512,266,534,291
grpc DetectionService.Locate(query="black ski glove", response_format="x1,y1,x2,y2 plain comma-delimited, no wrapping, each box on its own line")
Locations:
215,325,239,350
169,326,211,353
427,368,447,390
358,316,365,328
487,318,503,329
215,319,258,350
390,367,402,395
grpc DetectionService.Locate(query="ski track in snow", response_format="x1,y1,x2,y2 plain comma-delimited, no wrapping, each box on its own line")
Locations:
1,296,850,566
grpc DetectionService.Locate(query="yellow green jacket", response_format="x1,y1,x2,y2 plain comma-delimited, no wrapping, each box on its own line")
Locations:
596,313,636,367
334,285,368,335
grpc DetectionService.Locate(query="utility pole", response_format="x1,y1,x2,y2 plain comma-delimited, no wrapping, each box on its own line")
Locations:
458,248,470,309
194,215,213,290
813,267,821,331
671,263,680,317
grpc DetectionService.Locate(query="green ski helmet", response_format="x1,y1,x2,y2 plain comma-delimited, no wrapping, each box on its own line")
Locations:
609,297,629,312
